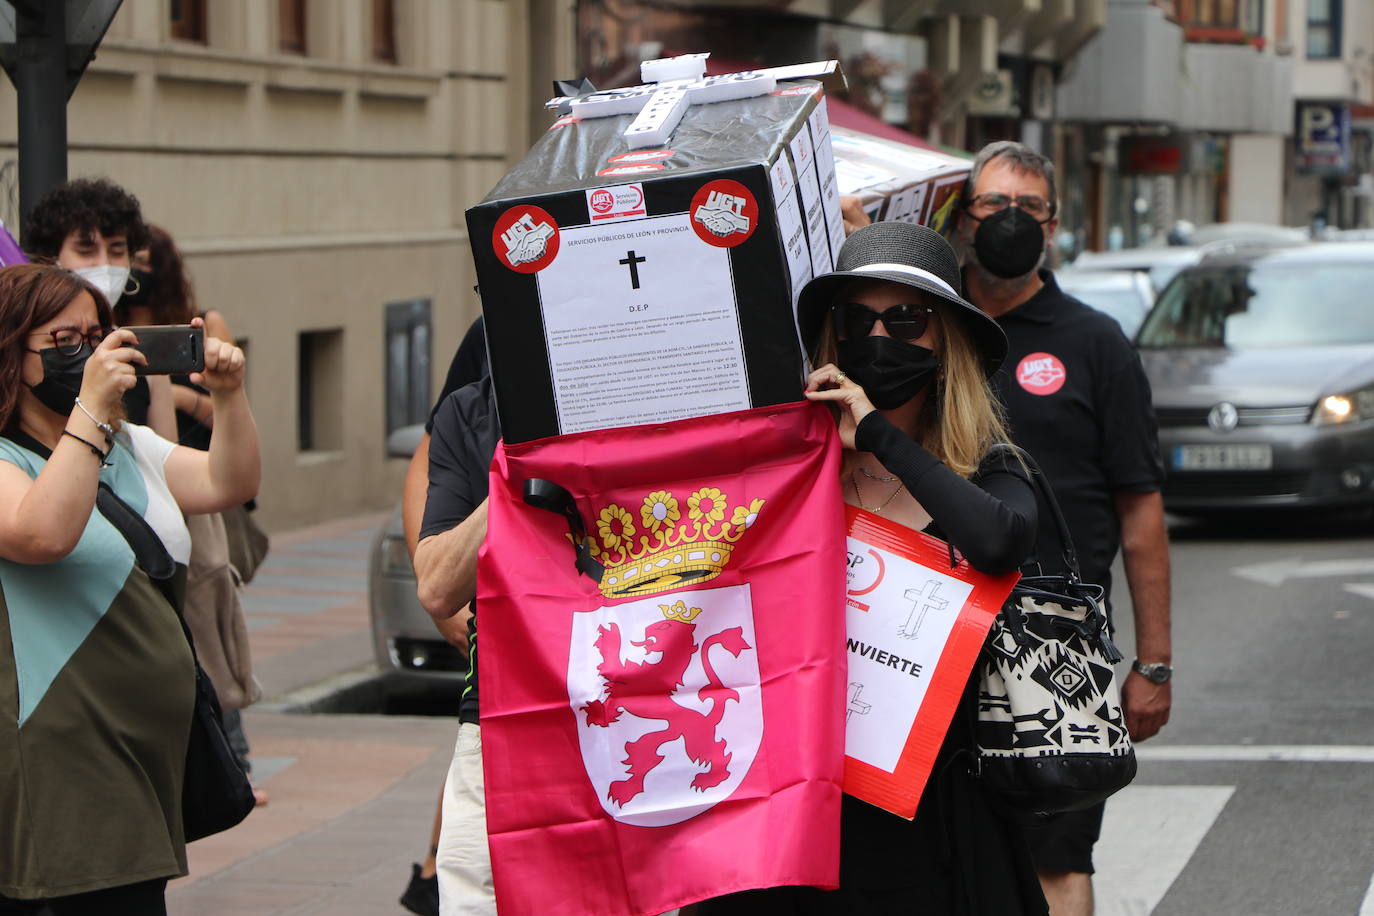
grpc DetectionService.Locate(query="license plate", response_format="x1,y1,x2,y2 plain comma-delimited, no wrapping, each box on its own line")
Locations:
1173,444,1273,471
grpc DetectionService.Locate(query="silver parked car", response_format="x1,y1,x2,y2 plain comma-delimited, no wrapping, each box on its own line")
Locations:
368,425,469,694
1068,245,1203,296
1056,269,1156,338
1137,242,1374,512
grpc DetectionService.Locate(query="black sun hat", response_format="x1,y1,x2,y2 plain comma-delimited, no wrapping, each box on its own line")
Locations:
796,221,1008,377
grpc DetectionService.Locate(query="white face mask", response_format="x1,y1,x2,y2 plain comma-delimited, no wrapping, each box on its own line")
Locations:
73,264,131,309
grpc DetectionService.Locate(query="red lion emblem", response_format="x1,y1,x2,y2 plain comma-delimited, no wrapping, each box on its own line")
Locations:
581,604,750,808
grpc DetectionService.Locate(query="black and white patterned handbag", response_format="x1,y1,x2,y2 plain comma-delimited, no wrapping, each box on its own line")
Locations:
974,449,1137,817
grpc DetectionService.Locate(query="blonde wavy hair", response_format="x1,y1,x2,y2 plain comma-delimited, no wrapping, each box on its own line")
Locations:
814,283,1012,479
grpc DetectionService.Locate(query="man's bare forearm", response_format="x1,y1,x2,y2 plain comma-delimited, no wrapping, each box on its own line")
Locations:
1116,490,1171,663
414,499,488,620
1116,489,1172,741
401,434,432,560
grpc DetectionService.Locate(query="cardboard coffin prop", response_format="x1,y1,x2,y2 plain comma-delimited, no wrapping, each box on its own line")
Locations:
831,126,971,236
466,60,846,444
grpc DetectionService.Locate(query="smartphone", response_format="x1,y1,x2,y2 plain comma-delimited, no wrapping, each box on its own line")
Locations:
126,325,205,376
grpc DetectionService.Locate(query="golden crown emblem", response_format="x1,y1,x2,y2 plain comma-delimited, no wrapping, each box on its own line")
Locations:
585,486,765,599
660,600,703,622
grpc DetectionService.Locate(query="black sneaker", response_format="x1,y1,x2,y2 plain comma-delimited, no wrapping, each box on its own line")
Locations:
399,863,440,916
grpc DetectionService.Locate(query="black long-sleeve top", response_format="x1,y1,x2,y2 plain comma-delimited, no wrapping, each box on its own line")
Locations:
854,412,1037,575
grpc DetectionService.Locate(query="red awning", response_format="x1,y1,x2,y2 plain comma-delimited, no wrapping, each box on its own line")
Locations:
824,97,941,152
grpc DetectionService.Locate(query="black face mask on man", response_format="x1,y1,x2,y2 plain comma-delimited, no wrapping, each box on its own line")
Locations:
837,336,940,411
28,343,91,416
972,206,1047,279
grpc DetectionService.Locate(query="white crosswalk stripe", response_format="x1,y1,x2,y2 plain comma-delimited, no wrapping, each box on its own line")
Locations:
1137,744,1374,763
1359,871,1374,916
1094,785,1235,916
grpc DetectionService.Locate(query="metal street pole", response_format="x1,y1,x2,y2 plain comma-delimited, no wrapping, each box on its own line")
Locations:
14,0,66,231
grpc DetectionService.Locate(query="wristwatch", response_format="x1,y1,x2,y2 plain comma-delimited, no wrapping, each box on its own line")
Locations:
1132,660,1172,684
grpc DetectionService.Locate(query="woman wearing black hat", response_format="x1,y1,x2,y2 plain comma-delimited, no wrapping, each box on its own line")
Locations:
700,222,1047,915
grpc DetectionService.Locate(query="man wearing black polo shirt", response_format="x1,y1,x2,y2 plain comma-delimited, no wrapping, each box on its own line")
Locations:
956,141,1173,916
413,321,499,915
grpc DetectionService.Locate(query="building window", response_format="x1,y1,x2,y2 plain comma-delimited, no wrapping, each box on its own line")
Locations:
299,329,343,452
1307,0,1341,59
169,0,207,43
373,0,397,63
1176,0,1268,44
385,300,432,436
280,0,307,55
1177,0,1239,27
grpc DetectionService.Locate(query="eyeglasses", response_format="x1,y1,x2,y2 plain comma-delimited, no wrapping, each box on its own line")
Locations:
32,326,107,357
966,192,1055,221
833,302,935,342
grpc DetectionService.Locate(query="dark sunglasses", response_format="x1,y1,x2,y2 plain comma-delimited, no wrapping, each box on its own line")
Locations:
833,302,935,342
31,325,108,357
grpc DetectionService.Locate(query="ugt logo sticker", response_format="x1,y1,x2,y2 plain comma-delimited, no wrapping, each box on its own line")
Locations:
1016,352,1067,396
585,183,647,223
690,179,758,248
492,205,560,273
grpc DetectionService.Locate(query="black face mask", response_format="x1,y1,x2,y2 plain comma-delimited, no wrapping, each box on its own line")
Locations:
28,344,91,416
837,336,940,411
121,268,154,309
972,206,1047,279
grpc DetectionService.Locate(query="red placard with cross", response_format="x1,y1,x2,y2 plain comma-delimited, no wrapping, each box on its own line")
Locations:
842,506,1020,818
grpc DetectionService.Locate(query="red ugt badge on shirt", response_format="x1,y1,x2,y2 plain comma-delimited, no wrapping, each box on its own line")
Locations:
1016,352,1067,396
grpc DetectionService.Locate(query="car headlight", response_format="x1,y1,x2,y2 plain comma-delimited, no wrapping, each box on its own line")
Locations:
379,534,414,578
1314,386,1374,425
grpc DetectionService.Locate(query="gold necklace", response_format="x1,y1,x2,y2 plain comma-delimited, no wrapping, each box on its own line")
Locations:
850,471,904,514
858,465,898,483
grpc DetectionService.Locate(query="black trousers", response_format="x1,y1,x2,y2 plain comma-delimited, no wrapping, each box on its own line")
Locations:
0,877,167,916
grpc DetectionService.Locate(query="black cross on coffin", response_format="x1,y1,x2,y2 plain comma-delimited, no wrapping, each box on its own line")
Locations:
619,250,647,289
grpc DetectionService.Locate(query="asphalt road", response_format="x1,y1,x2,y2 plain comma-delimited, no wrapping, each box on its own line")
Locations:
1093,511,1374,916
349,508,1374,914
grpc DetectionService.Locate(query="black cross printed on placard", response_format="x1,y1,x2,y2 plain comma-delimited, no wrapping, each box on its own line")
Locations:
619,250,647,289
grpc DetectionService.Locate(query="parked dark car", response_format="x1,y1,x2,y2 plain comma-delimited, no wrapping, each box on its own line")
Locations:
1137,242,1374,512
368,425,469,695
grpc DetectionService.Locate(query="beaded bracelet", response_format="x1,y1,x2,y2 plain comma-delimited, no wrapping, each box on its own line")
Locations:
63,430,112,467
73,397,115,443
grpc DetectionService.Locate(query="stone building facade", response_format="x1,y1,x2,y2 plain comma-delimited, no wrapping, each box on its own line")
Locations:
0,0,573,528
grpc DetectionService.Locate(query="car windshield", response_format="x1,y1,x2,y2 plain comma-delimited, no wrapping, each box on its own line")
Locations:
1137,263,1374,348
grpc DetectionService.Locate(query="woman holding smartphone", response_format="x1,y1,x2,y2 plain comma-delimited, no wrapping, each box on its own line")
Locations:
117,225,269,806
0,264,259,914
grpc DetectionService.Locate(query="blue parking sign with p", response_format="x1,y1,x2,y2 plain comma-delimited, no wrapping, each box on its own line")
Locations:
1296,103,1351,174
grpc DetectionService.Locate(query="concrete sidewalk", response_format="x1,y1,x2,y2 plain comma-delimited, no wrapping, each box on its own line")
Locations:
167,512,456,916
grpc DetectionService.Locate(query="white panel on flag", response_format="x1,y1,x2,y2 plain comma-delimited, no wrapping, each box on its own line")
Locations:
567,584,763,827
